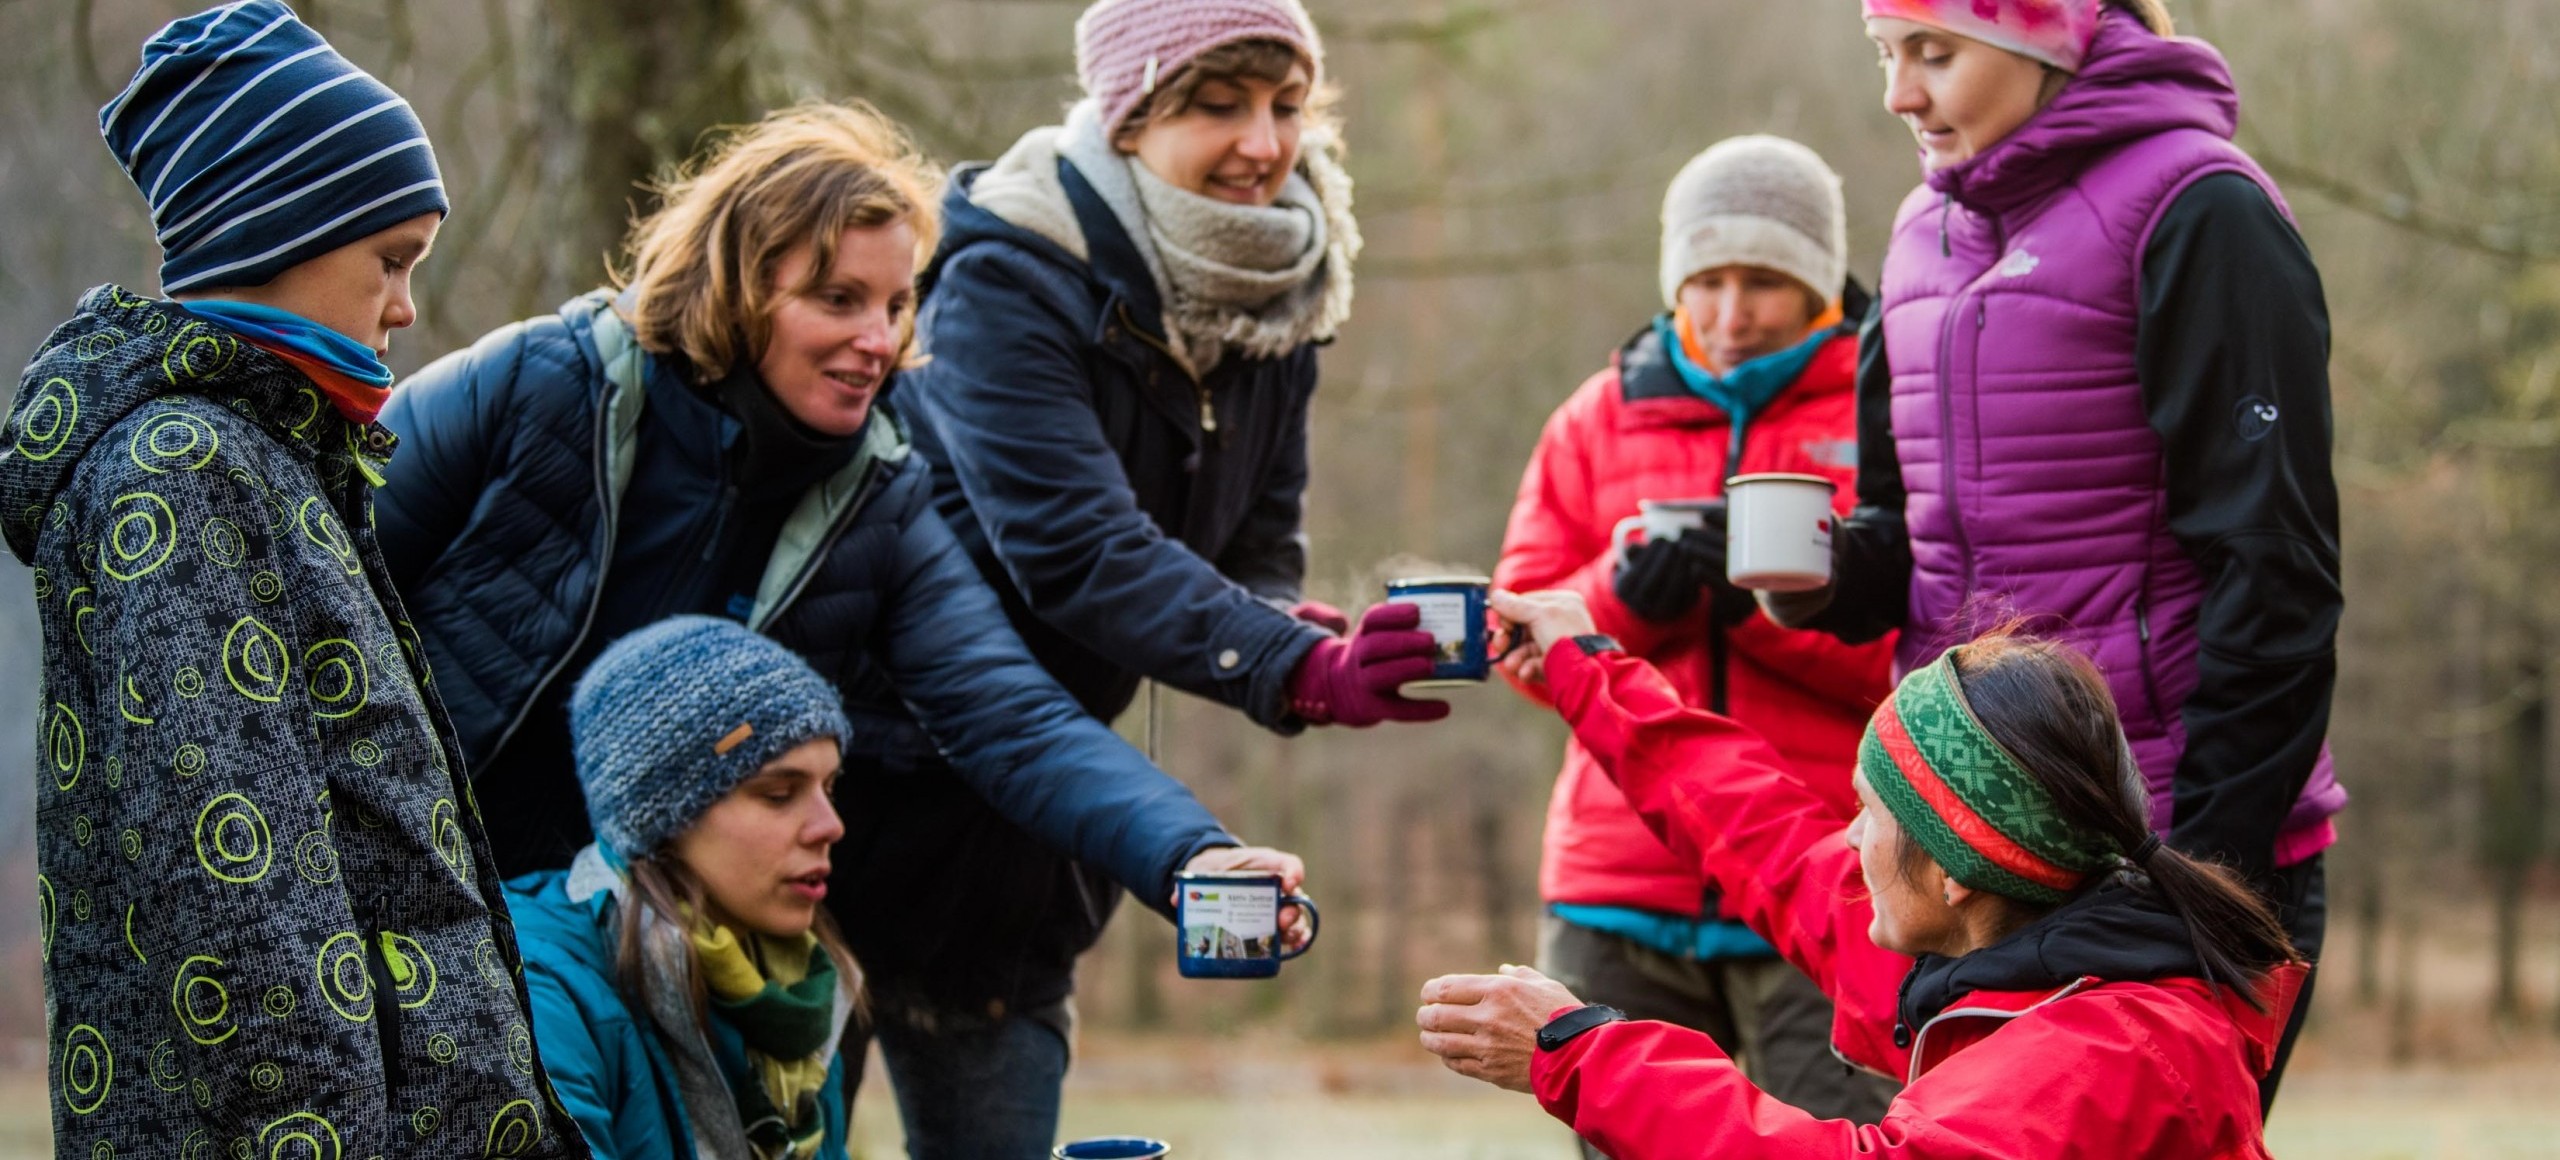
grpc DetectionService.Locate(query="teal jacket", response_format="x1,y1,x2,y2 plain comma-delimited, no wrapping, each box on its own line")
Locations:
506,851,853,1159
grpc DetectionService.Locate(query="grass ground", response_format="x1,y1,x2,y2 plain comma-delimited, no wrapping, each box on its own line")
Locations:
12,907,2560,1157
9,1042,2555,1159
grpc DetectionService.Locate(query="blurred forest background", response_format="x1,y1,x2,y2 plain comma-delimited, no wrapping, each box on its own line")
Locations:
7,0,2560,1150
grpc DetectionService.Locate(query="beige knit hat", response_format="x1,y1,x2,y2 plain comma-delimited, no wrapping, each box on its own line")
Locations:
1659,136,1847,308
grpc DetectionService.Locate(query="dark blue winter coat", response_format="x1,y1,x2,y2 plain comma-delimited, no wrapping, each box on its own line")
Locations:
903,162,1329,731
377,292,1235,1010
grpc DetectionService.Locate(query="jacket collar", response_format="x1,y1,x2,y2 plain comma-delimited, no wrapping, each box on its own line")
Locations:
1894,873,2303,1079
931,164,1167,344
565,843,859,1153
578,294,911,630
1898,876,2209,1032
1616,278,1872,410
1,285,392,564
1929,9,2242,215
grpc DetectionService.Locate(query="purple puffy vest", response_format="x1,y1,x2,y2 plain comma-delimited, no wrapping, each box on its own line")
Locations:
1878,15,2344,862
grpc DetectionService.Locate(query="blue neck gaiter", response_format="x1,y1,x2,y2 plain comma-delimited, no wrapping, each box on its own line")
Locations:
1653,313,1828,434
179,299,395,387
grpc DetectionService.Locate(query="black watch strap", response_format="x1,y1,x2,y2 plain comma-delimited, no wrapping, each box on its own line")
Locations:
1537,1003,1627,1052
1570,634,1623,656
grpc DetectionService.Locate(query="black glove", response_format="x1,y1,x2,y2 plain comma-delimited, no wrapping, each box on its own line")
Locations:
1613,506,1753,627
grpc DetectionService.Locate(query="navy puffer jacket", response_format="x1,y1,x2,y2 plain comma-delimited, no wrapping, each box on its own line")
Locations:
378,293,1235,1010
903,162,1329,730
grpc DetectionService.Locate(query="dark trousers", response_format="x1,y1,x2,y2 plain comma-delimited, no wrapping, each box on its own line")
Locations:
849,992,1076,1159
1539,915,1898,1157
2262,854,2327,1114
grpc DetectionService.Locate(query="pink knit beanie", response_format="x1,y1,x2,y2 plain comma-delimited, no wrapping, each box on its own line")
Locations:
1863,0,2101,72
1075,0,1324,135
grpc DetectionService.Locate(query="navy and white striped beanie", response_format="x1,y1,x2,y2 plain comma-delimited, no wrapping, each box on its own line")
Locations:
100,0,447,294
570,617,852,862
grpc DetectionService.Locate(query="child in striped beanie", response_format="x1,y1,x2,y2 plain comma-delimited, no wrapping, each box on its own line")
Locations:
0,5,577,1151
101,0,448,422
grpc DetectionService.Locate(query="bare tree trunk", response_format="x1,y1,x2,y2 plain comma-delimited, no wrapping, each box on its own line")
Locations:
1374,792,1418,1031
1123,896,1165,1030
2355,859,2383,1007
2388,892,2421,1064
532,0,764,300
1397,7,1450,553
1472,766,1522,964
2489,652,2545,1021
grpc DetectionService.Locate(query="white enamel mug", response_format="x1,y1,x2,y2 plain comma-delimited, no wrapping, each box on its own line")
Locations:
1724,473,1837,592
1611,498,1721,556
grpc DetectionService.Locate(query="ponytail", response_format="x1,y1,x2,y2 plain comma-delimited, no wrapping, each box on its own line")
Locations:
1950,632,2299,1008
2109,0,2176,37
2124,839,2298,1008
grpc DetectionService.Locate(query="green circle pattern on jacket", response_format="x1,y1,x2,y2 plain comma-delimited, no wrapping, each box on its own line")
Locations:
0,288,583,1153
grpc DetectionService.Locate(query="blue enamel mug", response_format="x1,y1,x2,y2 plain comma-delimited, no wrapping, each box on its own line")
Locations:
1383,574,1502,685
1175,871,1318,979
1054,1139,1170,1159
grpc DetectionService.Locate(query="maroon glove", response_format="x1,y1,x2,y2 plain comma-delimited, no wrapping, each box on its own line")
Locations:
1290,600,1352,635
1287,602,1452,727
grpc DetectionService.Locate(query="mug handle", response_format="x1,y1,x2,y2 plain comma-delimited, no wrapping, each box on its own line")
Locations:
1611,515,1645,556
1277,894,1321,961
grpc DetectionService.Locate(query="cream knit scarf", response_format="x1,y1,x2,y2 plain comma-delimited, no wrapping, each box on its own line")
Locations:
969,99,1359,376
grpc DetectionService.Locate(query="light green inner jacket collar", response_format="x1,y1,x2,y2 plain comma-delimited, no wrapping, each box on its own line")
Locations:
586,299,908,631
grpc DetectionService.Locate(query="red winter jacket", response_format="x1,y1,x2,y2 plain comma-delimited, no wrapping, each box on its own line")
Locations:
1529,641,2299,1158
1496,314,1894,914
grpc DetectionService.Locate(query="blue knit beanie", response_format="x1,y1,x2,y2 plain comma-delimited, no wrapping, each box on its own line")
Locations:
570,617,852,862
100,0,448,294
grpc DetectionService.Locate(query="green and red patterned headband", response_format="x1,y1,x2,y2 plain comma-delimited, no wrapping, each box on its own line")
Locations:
1860,649,2117,905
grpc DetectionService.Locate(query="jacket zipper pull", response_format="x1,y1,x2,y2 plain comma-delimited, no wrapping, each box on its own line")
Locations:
1198,386,1218,436
1977,300,1987,328
1939,195,1953,258
2137,607,2151,643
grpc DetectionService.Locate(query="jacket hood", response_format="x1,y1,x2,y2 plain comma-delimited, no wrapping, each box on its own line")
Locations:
928,163,1163,339
1,285,391,564
1929,8,2242,215
1899,876,2213,1031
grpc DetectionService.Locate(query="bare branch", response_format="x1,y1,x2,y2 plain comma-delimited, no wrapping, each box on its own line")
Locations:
1332,5,1509,46
2255,151,2560,265
70,0,113,107
1360,147,1690,215
1363,234,1651,280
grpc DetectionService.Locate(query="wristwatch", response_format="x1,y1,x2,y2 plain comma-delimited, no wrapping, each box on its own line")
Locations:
1536,1004,1628,1052
1569,634,1623,656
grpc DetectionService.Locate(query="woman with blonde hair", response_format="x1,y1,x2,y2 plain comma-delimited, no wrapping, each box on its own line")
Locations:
380,101,1310,1152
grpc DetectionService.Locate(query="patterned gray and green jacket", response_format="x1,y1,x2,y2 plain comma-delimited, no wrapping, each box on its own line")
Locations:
0,287,587,1157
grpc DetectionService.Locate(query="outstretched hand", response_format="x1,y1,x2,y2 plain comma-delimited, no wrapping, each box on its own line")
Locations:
1489,589,1598,687
1179,845,1316,953
1416,964,1584,1094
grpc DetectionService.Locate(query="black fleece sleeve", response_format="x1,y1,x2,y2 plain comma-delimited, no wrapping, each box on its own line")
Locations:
2140,172,2342,881
1797,297,1913,644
